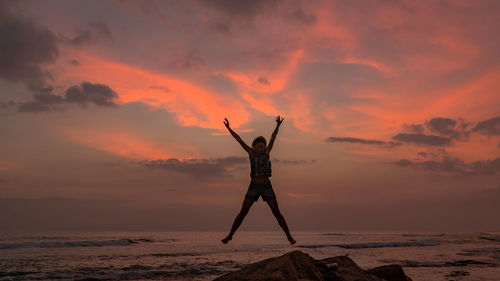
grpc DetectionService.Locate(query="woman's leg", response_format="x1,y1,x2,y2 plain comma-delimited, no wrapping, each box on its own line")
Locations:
266,198,296,244
221,197,255,244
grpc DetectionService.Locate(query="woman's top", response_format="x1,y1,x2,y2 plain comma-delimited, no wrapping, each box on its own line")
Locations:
249,152,272,178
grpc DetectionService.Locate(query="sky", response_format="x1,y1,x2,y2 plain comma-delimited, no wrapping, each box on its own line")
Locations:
0,0,499,232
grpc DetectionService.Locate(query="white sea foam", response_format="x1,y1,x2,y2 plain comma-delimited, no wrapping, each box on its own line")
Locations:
297,238,440,249
0,238,152,249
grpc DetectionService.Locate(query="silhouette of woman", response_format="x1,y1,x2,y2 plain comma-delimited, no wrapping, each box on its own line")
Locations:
221,115,296,245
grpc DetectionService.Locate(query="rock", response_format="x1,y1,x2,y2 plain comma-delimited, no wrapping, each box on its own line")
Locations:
213,250,412,281
367,265,413,281
316,255,383,281
212,250,323,281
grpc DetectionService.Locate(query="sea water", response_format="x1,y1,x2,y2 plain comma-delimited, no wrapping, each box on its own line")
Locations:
1,231,499,280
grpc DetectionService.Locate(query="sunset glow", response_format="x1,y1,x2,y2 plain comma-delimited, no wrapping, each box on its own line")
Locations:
1,0,499,232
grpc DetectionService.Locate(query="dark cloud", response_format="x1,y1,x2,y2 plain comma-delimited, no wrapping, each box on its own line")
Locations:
0,100,17,109
426,117,456,130
393,157,468,175
425,117,462,139
258,77,269,85
287,8,317,25
417,151,427,158
327,136,384,145
60,21,111,47
68,59,79,65
471,116,500,136
0,2,116,118
428,117,474,141
199,0,281,20
469,158,500,176
140,155,315,180
272,158,316,165
149,86,170,93
326,136,400,147
416,149,447,161
401,117,472,143
0,2,59,90
167,50,206,70
402,123,425,134
17,86,65,112
393,156,500,176
65,82,118,107
17,82,119,112
392,133,452,146
329,116,495,149
140,156,247,179
207,20,231,34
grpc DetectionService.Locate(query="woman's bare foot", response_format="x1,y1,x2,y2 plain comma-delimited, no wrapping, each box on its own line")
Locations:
221,235,232,244
288,236,296,245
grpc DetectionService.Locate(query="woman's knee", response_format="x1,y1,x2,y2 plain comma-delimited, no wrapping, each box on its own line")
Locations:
240,204,253,216
267,203,281,217
239,208,249,216
271,208,282,217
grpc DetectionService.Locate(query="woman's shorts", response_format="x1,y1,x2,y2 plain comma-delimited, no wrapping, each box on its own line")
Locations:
245,180,277,202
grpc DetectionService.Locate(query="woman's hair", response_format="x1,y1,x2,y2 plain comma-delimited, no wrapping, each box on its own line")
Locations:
252,136,267,148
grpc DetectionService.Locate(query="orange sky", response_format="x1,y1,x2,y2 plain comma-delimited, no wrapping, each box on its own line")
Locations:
0,0,499,231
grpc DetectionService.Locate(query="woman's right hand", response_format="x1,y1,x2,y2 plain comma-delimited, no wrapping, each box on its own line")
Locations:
276,115,284,126
223,118,230,129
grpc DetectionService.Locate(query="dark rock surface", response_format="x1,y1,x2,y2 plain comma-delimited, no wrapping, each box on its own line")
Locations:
213,250,412,281
367,265,413,281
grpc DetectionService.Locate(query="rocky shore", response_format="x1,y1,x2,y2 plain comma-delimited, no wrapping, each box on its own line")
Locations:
213,250,412,281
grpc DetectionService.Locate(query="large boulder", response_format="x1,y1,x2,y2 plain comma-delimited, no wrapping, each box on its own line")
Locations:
213,250,323,281
213,250,412,281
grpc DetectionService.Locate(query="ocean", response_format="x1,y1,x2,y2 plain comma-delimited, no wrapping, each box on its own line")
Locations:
1,231,499,280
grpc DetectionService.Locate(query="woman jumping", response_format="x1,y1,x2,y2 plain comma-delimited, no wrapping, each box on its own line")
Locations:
221,115,296,245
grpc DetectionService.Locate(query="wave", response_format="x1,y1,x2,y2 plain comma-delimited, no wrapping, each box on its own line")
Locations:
479,235,500,242
148,252,201,257
2,260,242,280
297,239,440,249
0,270,40,278
0,238,153,250
402,233,445,237
379,258,497,268
458,247,500,257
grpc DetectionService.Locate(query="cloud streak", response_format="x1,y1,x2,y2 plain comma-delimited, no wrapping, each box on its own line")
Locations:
140,156,247,179
140,156,316,179
471,116,500,136
325,136,400,148
60,21,112,47
17,82,119,112
392,133,452,147
63,128,197,160
393,156,500,176
327,115,499,149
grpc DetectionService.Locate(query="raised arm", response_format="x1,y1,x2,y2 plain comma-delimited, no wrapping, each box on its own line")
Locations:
265,115,283,154
223,118,253,154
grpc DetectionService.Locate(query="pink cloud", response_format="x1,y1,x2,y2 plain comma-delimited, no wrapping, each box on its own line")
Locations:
224,48,304,95
56,48,250,130
62,128,199,160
